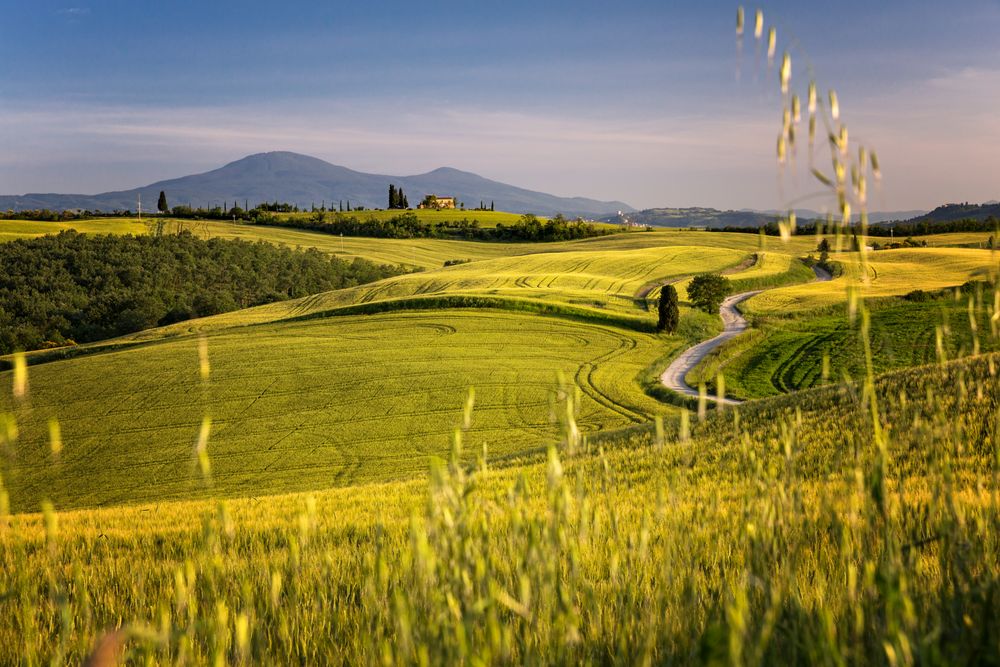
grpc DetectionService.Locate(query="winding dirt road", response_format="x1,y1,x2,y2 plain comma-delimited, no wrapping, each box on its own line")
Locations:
659,265,832,404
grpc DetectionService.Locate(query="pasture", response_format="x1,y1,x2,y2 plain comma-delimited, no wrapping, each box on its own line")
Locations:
0,218,147,241
2,350,997,664
688,292,999,399
0,310,674,512
745,247,999,315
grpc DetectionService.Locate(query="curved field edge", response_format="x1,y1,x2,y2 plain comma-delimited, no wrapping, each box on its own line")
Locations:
689,290,1000,401
3,241,819,368
744,247,999,316
0,310,678,512
2,352,998,663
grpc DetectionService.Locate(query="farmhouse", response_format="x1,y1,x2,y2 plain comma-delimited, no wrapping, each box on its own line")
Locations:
418,195,457,210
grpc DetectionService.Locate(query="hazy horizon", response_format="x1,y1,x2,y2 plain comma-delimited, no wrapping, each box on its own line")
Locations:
2,1,998,211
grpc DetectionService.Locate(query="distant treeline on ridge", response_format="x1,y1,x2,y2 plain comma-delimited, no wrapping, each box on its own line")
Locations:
265,212,616,242
711,215,1000,238
2,204,618,242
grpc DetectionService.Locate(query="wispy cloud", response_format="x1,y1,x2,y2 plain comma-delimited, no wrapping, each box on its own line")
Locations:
56,7,90,16
0,101,775,207
3,60,999,210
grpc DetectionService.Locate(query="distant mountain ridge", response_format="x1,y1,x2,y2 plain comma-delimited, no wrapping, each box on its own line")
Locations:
889,202,1000,226
601,206,932,229
0,151,634,219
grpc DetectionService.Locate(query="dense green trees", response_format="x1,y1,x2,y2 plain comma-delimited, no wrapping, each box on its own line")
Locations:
261,212,615,243
656,284,679,333
687,274,732,313
388,184,408,209
713,215,1000,238
0,231,403,353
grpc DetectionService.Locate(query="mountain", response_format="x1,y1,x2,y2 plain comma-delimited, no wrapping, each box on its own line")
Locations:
762,208,928,224
602,206,931,229
888,202,1000,226
0,152,634,219
600,207,777,228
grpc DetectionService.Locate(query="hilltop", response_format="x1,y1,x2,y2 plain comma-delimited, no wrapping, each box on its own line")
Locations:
601,206,929,229
886,201,1000,225
0,152,634,219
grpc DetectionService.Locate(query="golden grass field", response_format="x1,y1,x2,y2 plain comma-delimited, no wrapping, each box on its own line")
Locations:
745,247,1000,314
2,211,1000,663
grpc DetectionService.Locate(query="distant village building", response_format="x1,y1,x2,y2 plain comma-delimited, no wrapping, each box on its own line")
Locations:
615,211,646,229
418,195,457,210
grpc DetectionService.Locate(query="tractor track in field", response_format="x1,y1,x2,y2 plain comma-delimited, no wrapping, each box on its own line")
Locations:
660,265,832,405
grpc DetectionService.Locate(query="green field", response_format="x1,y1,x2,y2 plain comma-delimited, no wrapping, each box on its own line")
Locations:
685,247,999,399
3,350,997,663
2,214,1000,663
0,218,148,241
689,293,999,399
0,310,679,512
745,247,999,315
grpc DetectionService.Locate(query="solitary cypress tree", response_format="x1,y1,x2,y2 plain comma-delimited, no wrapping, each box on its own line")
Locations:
157,190,168,213
389,184,397,209
657,284,680,333
490,201,495,211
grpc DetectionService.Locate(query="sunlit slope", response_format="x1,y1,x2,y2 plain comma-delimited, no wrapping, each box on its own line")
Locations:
3,351,997,663
746,247,999,314
690,296,999,400
0,310,671,512
0,218,147,241
2,218,817,266
98,244,757,344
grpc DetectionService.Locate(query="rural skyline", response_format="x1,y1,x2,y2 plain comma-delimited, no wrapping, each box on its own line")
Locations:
2,0,999,211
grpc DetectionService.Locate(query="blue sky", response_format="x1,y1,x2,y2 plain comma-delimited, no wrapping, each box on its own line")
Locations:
1,0,998,210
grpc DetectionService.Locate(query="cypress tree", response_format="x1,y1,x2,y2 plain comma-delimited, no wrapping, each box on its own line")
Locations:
389,184,397,209
157,190,168,213
657,284,680,333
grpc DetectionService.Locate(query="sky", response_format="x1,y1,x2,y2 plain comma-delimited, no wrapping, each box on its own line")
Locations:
1,0,998,211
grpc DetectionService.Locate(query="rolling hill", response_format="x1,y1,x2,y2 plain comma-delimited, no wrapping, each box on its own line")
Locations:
0,151,634,219
601,206,930,228
889,201,1000,225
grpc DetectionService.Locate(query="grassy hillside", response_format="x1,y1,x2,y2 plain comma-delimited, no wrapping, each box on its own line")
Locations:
0,217,815,266
2,351,997,663
746,247,998,315
1,219,999,663
0,218,147,241
0,233,827,512
0,310,680,512
689,292,1000,399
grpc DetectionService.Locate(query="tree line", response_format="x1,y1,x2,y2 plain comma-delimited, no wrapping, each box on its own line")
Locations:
0,231,404,354
387,184,409,209
260,212,617,242
709,215,1000,238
